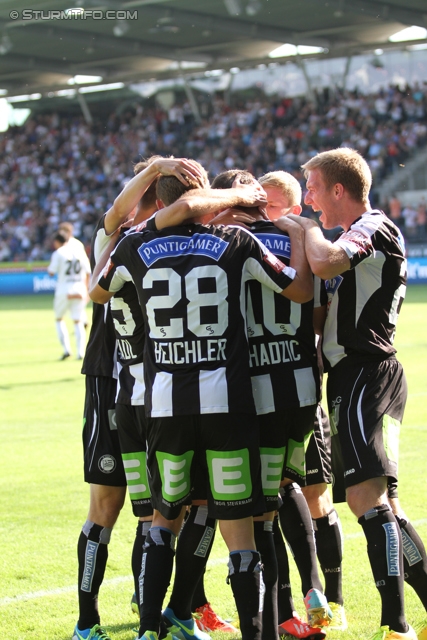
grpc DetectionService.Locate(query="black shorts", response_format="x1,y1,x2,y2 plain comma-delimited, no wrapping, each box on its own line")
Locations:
146,413,266,521
327,358,407,489
82,375,126,487
258,405,316,510
116,403,153,518
305,404,332,486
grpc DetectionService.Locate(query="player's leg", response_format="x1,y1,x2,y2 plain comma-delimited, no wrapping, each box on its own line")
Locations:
329,359,413,636
54,294,71,358
116,403,153,613
163,461,234,637
75,376,127,639
219,517,263,640
303,483,345,629
183,498,238,635
302,404,346,629
273,515,294,626
139,415,207,640
76,484,126,636
139,507,187,640
388,484,427,636
276,405,332,631
167,452,216,624
254,410,293,640
253,512,278,640
167,503,216,621
204,413,266,640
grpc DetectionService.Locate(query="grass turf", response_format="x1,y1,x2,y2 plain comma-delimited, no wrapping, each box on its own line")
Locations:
1,286,427,639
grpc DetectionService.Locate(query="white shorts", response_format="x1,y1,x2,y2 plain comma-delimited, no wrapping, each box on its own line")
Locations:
54,293,86,321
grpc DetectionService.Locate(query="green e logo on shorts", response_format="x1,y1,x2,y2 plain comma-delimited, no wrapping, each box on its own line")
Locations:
287,436,310,479
260,447,286,495
156,450,194,503
206,448,252,501
122,451,150,501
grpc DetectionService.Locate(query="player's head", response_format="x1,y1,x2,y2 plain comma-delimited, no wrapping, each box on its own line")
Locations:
134,155,164,213
211,169,255,189
58,221,74,238
302,148,372,204
258,171,302,220
156,160,208,207
301,148,372,229
52,231,68,249
211,170,263,219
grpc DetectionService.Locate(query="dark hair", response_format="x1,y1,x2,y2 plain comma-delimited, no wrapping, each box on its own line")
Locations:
53,231,68,245
211,170,259,216
211,169,254,189
156,176,191,206
134,155,163,210
156,160,208,206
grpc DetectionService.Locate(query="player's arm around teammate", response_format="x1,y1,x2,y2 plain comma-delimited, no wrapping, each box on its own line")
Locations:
292,148,417,640
103,157,206,235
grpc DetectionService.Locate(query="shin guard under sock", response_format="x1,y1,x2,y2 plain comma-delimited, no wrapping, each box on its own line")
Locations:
228,550,263,640
279,483,322,595
77,520,112,630
168,505,216,619
254,521,279,640
358,505,407,633
273,517,295,623
132,521,152,608
395,515,427,610
313,509,344,605
139,527,176,637
191,570,209,612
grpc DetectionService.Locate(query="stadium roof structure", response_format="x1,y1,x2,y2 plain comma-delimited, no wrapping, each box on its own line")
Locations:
0,0,426,102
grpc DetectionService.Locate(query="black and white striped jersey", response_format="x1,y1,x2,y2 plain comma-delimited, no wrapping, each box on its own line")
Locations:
81,214,117,378
111,279,146,406
322,210,407,371
246,220,322,414
97,221,296,417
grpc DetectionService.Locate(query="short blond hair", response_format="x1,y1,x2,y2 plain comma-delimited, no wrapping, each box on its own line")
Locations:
259,171,302,207
301,148,372,203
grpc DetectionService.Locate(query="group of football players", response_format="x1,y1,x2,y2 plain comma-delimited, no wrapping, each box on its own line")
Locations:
66,149,427,640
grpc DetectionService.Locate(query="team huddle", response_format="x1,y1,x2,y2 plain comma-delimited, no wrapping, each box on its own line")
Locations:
59,149,427,640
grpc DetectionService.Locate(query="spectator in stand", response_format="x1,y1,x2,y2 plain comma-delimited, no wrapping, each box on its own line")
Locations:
417,197,427,238
1,82,426,260
401,203,418,238
388,194,403,228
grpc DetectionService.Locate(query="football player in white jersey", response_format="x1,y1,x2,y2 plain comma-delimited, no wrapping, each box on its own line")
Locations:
48,230,91,359
59,221,87,255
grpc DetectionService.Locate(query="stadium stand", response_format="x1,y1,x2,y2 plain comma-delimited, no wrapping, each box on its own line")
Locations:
1,82,426,262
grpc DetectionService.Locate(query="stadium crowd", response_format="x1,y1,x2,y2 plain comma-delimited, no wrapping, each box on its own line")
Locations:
0,81,427,263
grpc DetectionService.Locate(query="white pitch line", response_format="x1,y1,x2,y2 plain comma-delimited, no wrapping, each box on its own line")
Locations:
3,519,427,607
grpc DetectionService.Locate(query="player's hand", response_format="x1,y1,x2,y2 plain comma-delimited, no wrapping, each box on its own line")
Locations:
231,176,268,209
273,215,306,239
152,158,207,187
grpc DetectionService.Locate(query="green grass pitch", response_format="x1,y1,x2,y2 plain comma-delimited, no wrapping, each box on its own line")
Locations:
1,287,427,639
